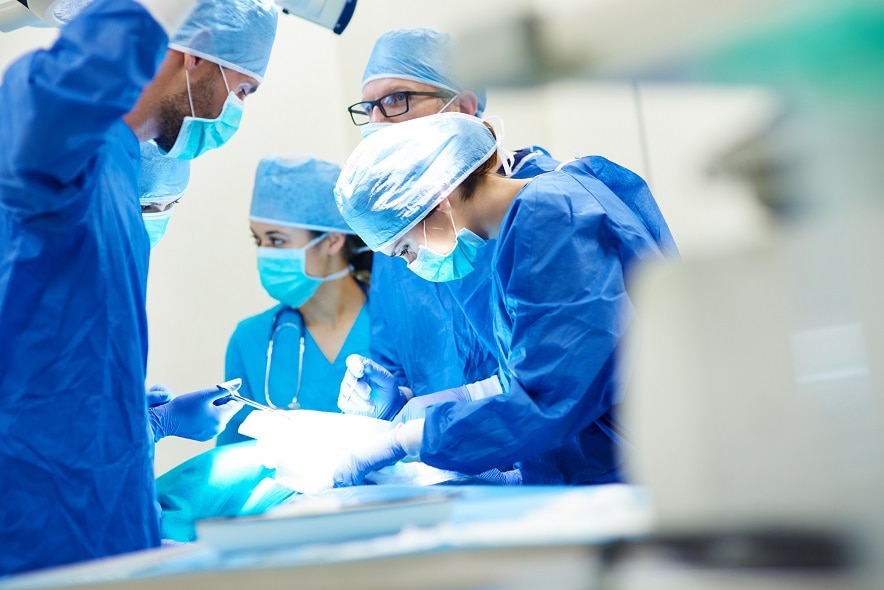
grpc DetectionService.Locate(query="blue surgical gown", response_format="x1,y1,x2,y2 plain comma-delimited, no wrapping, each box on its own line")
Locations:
0,0,167,576
369,146,558,396
422,156,678,485
217,302,371,445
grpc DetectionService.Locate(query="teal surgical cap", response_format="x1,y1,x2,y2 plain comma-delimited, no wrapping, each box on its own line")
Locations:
139,141,190,203
251,155,354,233
362,28,487,117
335,112,498,251
170,0,279,82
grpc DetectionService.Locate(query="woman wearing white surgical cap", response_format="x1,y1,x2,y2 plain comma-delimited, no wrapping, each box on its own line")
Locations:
334,112,679,486
217,156,372,445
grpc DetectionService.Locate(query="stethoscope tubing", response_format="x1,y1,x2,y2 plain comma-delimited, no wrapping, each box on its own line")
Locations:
264,307,305,410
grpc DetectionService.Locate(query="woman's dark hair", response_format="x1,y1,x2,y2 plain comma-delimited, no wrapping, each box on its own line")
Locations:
309,230,373,288
457,121,501,202
458,153,500,203
344,234,372,287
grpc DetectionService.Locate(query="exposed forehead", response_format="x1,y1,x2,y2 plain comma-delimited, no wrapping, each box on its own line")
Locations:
361,78,442,101
249,220,311,237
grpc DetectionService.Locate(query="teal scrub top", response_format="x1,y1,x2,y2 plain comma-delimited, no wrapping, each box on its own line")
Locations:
217,301,370,446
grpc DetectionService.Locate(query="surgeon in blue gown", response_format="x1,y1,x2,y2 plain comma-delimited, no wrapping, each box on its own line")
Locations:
0,0,277,576
333,113,678,487
338,27,559,420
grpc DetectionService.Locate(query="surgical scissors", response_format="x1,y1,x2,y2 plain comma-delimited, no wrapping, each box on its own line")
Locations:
216,378,297,422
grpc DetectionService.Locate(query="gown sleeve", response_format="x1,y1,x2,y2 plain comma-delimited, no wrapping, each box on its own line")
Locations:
421,174,660,473
0,0,168,218
367,254,411,388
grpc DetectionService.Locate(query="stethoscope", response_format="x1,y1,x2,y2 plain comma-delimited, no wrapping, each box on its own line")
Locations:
264,306,305,410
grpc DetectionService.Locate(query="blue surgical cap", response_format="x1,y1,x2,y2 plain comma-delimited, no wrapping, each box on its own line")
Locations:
335,112,498,251
251,155,354,234
139,141,190,203
170,0,279,82
362,28,487,117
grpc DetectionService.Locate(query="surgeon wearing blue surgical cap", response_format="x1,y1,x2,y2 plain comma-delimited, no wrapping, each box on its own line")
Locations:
216,156,373,446
0,0,277,576
139,141,190,248
338,29,560,437
333,112,679,487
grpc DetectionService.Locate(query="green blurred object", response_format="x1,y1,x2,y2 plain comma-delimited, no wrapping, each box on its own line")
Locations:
690,3,884,100
157,440,296,542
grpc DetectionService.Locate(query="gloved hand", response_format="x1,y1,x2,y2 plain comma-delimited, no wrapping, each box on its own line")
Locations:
333,419,424,487
474,468,523,486
146,384,173,407
393,375,503,423
338,354,408,420
147,385,243,442
392,386,470,424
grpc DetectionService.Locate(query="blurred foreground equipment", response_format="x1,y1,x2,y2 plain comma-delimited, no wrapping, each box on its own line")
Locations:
461,1,884,587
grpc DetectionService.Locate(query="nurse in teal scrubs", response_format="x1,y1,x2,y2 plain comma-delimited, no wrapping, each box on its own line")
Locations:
157,156,370,542
218,155,372,444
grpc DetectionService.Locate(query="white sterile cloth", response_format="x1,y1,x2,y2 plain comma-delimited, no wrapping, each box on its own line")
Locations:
239,409,458,493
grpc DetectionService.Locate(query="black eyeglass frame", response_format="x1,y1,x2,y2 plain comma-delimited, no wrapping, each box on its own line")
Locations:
347,91,455,126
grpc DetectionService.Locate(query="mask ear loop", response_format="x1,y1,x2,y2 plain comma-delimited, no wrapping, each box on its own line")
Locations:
438,93,458,114
218,63,233,95
483,115,515,177
304,232,328,251
184,68,196,117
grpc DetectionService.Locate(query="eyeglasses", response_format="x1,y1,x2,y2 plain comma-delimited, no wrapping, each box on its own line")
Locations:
347,91,454,126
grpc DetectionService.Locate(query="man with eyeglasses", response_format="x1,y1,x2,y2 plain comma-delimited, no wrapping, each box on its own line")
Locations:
347,29,480,135
337,29,560,486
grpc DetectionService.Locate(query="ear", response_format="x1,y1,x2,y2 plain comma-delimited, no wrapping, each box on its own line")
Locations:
455,91,479,117
182,52,202,74
435,197,453,215
322,232,347,257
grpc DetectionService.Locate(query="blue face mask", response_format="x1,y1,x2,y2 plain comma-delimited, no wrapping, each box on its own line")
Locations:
406,211,485,282
142,209,172,249
359,121,393,139
162,64,243,161
257,234,350,308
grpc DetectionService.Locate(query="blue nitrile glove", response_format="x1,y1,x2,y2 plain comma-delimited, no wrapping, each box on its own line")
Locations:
148,385,244,442
146,384,173,407
338,354,409,420
333,419,424,487
393,376,503,423
475,468,523,486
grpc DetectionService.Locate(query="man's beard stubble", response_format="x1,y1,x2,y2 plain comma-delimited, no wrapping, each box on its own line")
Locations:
154,70,220,153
